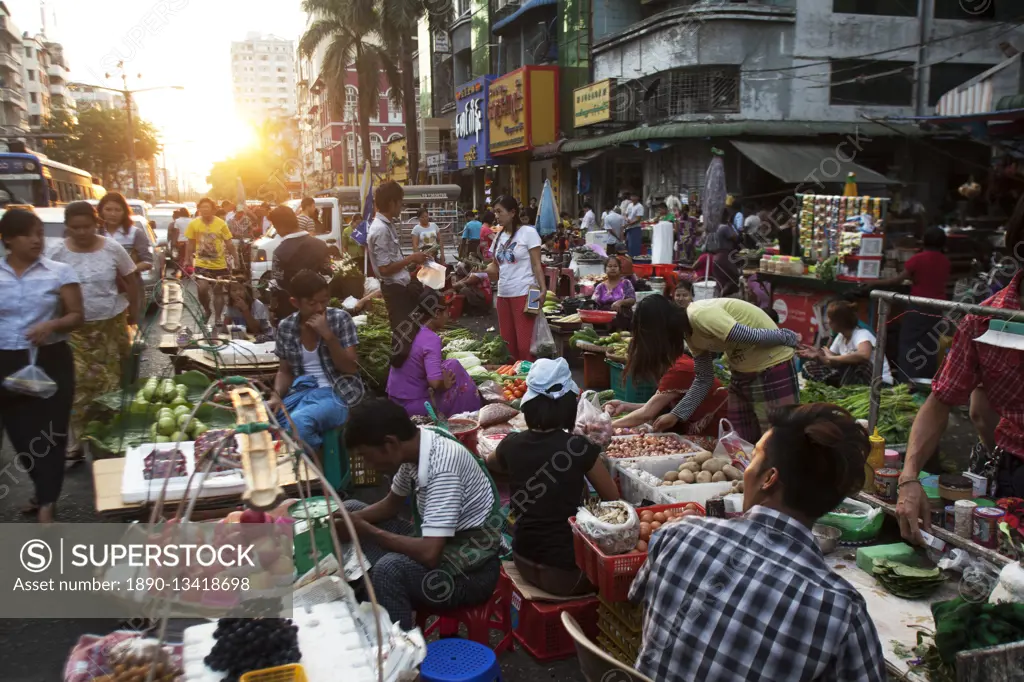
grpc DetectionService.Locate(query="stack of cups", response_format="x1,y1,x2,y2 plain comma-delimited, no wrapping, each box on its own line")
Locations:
954,499,978,539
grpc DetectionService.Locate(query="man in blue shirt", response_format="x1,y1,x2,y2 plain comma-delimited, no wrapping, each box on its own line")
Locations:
460,210,483,258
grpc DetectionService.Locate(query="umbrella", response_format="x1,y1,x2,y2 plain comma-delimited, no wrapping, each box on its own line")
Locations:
535,179,557,237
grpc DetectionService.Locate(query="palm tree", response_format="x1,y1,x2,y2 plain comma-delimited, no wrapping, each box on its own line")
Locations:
300,0,402,170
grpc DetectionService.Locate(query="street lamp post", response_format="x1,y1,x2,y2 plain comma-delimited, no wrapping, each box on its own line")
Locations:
69,66,183,198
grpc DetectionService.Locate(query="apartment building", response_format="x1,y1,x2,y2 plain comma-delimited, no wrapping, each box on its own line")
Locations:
231,32,297,122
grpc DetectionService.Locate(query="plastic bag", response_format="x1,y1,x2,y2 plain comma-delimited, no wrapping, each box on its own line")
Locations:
575,501,639,555
364,277,381,295
477,380,506,404
713,418,754,468
575,390,613,446
3,347,57,399
530,314,556,358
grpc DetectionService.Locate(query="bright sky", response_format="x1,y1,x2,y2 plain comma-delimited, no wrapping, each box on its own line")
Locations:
7,0,308,191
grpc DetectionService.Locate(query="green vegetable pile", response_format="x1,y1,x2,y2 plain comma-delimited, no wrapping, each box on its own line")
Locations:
439,327,510,365
872,559,945,599
911,597,1024,682
713,360,731,386
801,380,917,443
355,321,393,391
816,255,838,282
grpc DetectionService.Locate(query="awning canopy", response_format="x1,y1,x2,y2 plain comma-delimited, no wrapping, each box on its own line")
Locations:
731,140,898,185
560,120,925,153
492,0,557,33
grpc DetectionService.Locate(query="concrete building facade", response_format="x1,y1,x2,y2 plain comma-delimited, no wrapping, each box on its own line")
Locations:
21,33,49,130
231,32,297,123
0,3,25,137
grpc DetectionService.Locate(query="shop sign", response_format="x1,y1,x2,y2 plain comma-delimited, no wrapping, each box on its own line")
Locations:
573,79,614,127
433,31,450,54
427,154,449,171
455,76,493,170
488,66,559,156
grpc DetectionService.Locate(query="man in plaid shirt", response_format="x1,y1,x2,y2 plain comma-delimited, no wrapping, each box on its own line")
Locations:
630,404,885,682
897,268,1024,542
271,270,364,451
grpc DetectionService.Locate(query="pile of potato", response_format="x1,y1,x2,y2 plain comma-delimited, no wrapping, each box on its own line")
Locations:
660,452,743,487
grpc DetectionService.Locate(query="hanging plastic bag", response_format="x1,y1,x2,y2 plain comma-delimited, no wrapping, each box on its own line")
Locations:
575,501,639,555
530,314,556,358
575,390,613,446
3,347,57,399
713,418,754,468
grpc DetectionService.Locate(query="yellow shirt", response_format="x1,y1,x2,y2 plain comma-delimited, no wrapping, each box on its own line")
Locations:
686,298,794,374
185,217,232,270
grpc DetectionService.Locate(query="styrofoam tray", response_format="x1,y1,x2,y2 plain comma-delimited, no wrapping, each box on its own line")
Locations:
121,440,246,504
202,340,278,365
182,601,377,682
653,481,734,505
604,433,708,461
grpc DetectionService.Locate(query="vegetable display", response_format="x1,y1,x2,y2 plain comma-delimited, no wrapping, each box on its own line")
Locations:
912,597,1024,682
801,380,918,443
503,378,527,401
542,290,560,314
872,559,946,599
636,505,702,550
440,327,510,365
575,500,640,555
604,435,703,459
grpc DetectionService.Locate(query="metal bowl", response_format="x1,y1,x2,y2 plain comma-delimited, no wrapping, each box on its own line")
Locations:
812,523,843,555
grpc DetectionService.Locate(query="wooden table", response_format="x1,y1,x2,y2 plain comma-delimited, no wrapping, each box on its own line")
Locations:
158,334,280,380
93,457,319,520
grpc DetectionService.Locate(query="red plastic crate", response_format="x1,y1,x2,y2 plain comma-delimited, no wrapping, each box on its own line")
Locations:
633,264,654,279
570,502,706,602
510,588,599,662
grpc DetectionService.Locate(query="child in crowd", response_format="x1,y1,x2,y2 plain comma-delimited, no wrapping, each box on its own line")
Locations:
226,279,274,342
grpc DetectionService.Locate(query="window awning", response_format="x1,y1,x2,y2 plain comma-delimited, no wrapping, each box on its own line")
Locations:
492,0,557,33
731,140,898,186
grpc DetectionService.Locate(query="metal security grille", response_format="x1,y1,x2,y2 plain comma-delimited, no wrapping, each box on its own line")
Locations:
617,66,741,123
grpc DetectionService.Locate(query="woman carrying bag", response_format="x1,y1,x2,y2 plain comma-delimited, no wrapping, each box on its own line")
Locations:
487,196,546,361
98,192,152,318
0,209,83,522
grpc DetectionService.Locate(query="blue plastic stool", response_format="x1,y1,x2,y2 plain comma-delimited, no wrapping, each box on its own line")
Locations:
420,639,503,682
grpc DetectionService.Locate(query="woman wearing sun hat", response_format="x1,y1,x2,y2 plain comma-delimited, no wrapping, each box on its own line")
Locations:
484,358,619,596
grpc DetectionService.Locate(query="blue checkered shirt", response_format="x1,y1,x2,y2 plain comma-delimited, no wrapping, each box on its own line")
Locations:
629,506,885,682
274,307,365,406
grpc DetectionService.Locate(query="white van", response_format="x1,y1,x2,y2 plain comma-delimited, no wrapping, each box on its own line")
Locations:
249,184,463,287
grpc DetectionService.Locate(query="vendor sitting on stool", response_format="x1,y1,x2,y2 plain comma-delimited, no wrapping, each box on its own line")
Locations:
269,270,363,451
485,359,619,596
631,403,885,681
451,262,493,316
338,398,503,631
797,300,893,388
592,256,635,330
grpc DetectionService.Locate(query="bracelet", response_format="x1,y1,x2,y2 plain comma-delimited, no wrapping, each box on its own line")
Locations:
897,479,923,490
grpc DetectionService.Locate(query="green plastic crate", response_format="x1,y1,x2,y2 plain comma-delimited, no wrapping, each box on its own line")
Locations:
321,428,350,493
606,360,658,403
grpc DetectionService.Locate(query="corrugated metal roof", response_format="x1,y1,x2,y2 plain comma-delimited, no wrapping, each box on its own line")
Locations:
561,120,925,153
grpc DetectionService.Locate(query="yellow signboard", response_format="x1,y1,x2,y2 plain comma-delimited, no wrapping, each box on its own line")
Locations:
574,79,614,127
488,66,558,156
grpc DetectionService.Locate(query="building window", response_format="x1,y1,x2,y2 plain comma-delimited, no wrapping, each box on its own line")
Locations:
929,63,992,106
829,60,914,106
29,92,36,104
833,0,918,16
934,0,1013,19
24,47,31,58
344,85,357,121
388,92,402,123
27,70,35,81
371,134,383,162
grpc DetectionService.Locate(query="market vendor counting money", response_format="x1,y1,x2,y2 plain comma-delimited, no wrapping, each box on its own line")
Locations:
631,403,885,682
633,295,800,442
337,398,502,630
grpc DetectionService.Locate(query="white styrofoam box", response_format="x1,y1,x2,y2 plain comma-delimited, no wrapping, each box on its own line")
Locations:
652,481,734,506
121,440,246,504
182,602,377,682
855,257,881,279
615,453,699,505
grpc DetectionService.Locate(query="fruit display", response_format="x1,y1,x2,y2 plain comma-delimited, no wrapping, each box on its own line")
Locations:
635,504,703,550
194,429,241,473
541,290,559,314
147,404,208,443
502,378,527,401
143,449,188,480
204,618,301,681
604,435,702,459
136,377,191,410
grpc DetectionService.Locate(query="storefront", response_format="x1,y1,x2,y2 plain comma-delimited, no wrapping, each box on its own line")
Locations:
455,76,495,208
488,66,560,205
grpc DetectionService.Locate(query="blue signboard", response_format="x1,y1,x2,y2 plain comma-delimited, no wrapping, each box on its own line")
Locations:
455,76,493,170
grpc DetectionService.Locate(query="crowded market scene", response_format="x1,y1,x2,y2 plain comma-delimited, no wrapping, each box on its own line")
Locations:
2,1,1024,681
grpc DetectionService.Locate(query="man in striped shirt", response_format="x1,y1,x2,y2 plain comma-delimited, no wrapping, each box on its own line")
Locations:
338,398,502,629
297,197,321,235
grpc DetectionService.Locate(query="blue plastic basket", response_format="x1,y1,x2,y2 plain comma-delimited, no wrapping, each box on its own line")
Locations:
606,360,658,403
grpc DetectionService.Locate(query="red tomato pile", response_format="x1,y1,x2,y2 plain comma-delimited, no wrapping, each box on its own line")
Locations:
503,378,527,401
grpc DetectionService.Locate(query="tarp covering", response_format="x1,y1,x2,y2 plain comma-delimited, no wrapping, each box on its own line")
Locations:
731,140,898,186
492,0,557,33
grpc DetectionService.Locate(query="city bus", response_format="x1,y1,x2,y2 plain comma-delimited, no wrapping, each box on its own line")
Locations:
0,149,96,207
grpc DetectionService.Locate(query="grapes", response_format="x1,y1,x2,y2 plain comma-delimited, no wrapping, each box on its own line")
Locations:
205,617,301,682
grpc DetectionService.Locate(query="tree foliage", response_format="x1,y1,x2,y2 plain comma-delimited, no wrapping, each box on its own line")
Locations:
41,106,160,189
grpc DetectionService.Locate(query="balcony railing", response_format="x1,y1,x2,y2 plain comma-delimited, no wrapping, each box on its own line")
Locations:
0,87,26,110
0,51,18,72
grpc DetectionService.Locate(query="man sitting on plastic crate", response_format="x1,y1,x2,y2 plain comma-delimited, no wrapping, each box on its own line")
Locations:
336,398,503,630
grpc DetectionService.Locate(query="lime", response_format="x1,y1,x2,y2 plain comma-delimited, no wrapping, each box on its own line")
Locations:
158,416,176,436
177,414,191,430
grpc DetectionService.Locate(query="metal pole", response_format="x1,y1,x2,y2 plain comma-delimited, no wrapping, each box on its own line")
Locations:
870,289,1020,320
868,297,890,434
126,89,138,198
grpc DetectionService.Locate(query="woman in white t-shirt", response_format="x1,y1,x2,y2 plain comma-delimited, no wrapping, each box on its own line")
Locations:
49,201,138,455
410,208,445,264
798,300,893,386
486,196,546,361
